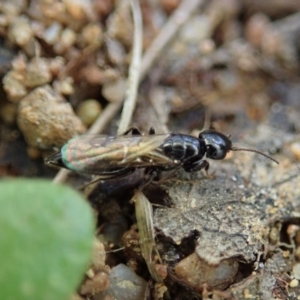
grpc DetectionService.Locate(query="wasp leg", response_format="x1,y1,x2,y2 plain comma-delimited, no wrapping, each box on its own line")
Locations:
183,160,215,178
138,167,160,190
97,167,136,179
183,159,210,173
86,168,136,181
122,127,142,135
149,127,156,135
140,164,179,189
78,168,135,191
123,127,156,136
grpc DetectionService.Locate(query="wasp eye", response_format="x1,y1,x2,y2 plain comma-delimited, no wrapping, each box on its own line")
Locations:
206,144,227,159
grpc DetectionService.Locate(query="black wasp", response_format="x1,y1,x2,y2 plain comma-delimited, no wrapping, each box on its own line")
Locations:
45,127,279,180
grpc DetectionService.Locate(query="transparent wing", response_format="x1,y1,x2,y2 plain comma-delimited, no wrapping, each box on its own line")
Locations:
61,134,175,174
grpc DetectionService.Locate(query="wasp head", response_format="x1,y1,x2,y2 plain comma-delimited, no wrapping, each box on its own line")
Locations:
199,130,232,160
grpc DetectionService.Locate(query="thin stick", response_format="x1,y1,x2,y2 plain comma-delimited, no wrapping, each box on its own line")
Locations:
52,168,70,184
139,0,205,81
117,0,143,134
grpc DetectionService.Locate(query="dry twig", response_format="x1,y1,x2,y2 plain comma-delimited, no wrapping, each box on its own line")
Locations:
117,0,143,134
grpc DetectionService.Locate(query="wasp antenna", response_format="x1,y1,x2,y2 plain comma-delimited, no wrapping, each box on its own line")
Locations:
231,147,279,164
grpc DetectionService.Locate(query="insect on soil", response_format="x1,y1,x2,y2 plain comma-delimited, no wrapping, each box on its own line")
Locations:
45,127,279,184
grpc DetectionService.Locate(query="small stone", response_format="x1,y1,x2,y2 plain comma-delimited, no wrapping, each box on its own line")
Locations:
76,99,102,127
105,37,126,66
102,78,126,103
60,28,77,49
290,142,300,161
27,147,42,159
64,0,90,20
17,84,85,149
53,77,74,96
94,264,147,300
290,278,299,288
174,252,238,291
80,23,103,47
293,263,300,280
43,22,62,45
7,15,33,46
3,67,27,103
245,13,270,47
80,272,110,296
24,57,52,88
3,74,27,103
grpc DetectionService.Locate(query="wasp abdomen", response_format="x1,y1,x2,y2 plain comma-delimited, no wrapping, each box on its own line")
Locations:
161,134,205,162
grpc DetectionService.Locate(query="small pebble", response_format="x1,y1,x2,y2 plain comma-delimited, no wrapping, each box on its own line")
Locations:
293,263,300,280
27,147,42,159
53,77,74,95
80,271,110,296
94,264,147,300
102,78,126,103
24,57,52,88
7,15,33,46
76,99,102,127
17,84,85,149
80,23,103,47
43,22,62,45
60,28,77,49
3,70,27,103
290,142,300,161
174,252,238,291
290,278,299,288
105,37,126,66
245,13,270,48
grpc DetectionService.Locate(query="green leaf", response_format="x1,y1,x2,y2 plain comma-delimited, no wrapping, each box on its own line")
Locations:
0,179,95,300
